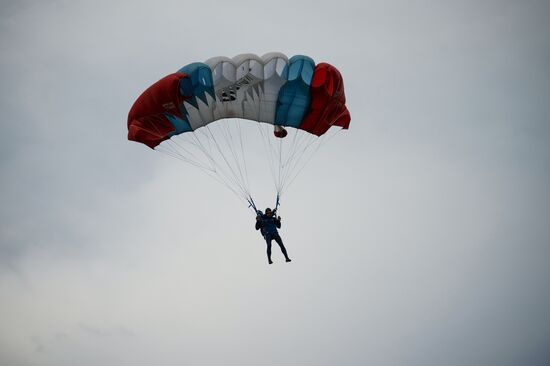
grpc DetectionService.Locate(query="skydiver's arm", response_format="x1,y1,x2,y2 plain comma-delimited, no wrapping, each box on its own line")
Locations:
276,217,281,228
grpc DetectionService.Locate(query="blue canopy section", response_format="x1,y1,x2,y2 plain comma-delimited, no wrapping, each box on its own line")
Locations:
165,114,193,135
274,55,315,128
177,62,215,118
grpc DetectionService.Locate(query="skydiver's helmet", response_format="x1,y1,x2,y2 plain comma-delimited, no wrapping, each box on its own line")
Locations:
265,208,273,216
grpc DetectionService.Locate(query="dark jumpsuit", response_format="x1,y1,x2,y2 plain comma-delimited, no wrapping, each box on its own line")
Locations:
255,214,290,262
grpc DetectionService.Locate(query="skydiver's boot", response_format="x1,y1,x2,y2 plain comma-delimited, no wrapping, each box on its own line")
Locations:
279,243,291,262
278,242,290,263
268,259,273,264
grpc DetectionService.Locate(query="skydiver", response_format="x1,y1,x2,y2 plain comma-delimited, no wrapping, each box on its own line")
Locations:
255,207,291,264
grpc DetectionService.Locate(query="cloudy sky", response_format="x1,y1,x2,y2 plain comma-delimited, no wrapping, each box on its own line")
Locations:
1,0,549,365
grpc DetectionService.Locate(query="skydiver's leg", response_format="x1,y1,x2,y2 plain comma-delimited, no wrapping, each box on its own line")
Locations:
265,237,273,264
273,234,291,262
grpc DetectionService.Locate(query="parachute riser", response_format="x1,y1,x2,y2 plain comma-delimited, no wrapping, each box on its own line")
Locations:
273,194,281,215
247,194,280,216
248,197,266,217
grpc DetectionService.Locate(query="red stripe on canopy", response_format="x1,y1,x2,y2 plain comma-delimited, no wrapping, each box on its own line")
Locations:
127,72,189,148
299,63,351,136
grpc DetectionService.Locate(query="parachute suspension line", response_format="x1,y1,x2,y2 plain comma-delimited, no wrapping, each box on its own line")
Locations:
280,128,303,188
165,123,252,205
156,140,246,203
187,133,216,171
282,127,343,193
279,129,314,189
160,138,218,172
279,131,320,189
148,120,208,168
265,123,282,192
156,144,208,171
281,137,322,193
202,120,256,210
258,122,298,211
195,162,248,203
256,122,279,193
277,135,283,195
160,120,342,214
282,134,326,193
168,136,213,170
281,129,303,169
218,119,249,197
253,123,322,207
278,131,299,189
191,128,248,196
186,130,222,172
260,123,275,178
236,119,251,193
195,128,215,158
204,124,251,201
267,129,312,199
256,122,286,210
186,129,249,200
226,118,255,208
179,133,212,166
286,127,300,166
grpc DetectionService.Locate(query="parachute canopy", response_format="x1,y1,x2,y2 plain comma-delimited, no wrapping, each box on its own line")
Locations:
128,53,350,149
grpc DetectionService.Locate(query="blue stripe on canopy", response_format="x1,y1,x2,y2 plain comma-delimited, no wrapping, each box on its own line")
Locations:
274,55,315,128
178,62,215,109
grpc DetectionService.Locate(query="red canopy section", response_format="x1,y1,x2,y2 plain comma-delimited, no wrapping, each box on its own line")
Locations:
127,72,188,149
299,63,351,136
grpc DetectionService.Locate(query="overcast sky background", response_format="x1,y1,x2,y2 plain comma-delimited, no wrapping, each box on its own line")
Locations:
1,0,550,365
